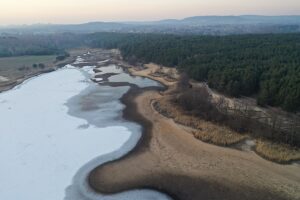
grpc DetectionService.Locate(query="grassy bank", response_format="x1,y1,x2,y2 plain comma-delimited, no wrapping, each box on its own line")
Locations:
0,55,56,69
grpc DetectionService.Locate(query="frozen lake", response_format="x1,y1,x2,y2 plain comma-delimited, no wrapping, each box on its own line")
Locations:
0,65,170,200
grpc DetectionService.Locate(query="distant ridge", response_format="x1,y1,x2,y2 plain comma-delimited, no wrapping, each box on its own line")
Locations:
1,15,300,35
180,15,300,25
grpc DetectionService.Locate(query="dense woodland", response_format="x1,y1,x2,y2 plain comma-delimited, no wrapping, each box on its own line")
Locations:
87,33,300,112
0,34,82,57
1,32,299,112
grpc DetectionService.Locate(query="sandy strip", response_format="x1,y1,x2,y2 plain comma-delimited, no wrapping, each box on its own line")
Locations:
0,76,9,82
89,66,300,200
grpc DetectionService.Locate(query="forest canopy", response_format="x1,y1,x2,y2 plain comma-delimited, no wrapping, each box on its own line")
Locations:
0,34,83,57
88,33,300,112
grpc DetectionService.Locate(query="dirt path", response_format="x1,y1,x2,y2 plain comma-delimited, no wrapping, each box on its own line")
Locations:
89,87,300,200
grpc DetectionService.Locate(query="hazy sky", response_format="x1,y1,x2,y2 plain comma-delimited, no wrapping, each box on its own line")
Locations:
0,0,299,25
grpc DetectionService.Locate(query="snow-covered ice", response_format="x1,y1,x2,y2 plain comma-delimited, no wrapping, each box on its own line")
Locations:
0,66,170,200
73,56,87,64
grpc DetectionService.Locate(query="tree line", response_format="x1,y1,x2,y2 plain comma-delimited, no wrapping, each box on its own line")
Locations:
87,32,300,112
0,34,83,57
1,32,299,112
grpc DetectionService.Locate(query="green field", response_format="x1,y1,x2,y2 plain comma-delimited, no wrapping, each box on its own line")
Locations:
0,55,56,78
0,55,56,69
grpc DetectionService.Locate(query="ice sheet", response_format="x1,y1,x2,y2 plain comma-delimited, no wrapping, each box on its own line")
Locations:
0,66,170,200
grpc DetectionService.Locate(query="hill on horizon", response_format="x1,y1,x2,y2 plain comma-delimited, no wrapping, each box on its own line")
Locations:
1,15,300,35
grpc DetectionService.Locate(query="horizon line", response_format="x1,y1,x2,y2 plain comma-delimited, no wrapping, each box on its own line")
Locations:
1,14,300,27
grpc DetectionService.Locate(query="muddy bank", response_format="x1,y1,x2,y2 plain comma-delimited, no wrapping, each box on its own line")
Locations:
89,70,300,200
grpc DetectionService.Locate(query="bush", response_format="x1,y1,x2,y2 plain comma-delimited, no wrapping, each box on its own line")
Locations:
38,63,45,69
174,87,223,121
56,52,70,61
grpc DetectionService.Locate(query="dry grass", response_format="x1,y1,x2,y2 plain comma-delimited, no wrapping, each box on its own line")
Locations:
153,93,300,163
255,139,300,163
155,96,300,162
193,126,246,146
131,62,300,163
153,97,246,146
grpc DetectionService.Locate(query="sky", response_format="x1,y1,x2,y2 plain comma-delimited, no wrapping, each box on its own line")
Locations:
0,0,299,25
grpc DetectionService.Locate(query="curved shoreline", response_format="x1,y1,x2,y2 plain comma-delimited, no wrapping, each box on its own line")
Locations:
63,63,172,200
88,66,300,200
64,87,171,199
88,85,179,198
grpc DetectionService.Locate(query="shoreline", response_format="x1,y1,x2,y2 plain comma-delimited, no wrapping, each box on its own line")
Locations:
0,69,56,93
89,63,300,200
2,49,299,199
64,67,171,200
123,62,300,164
0,50,172,200
89,85,179,199
0,56,76,93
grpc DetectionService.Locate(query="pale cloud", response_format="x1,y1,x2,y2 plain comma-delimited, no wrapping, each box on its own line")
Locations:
0,0,299,25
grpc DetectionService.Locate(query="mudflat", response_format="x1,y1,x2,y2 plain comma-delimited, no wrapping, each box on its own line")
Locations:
89,69,300,200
